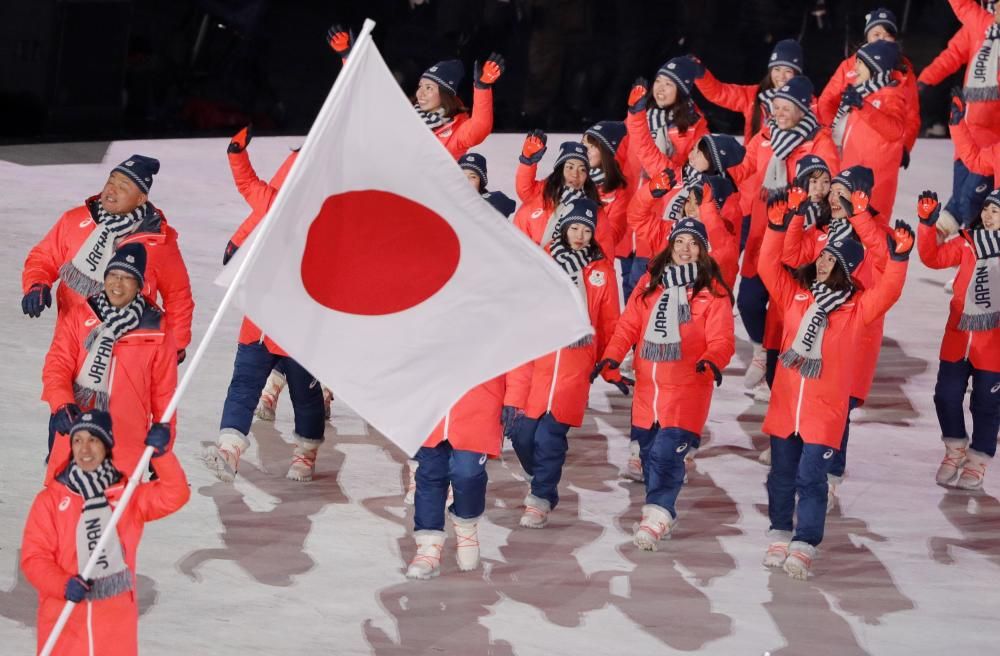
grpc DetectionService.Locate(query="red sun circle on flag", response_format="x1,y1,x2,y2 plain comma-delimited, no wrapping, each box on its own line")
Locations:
301,190,461,315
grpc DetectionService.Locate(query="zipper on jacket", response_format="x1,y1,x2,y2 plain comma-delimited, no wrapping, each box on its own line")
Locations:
107,357,118,399
88,601,94,656
443,410,451,442
651,362,660,426
964,330,973,361
794,376,806,435
546,349,562,413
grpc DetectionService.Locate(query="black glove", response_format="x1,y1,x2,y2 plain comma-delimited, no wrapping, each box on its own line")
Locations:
841,86,864,110
52,403,82,436
696,360,722,387
144,422,171,457
474,52,505,89
949,88,966,126
917,81,929,95
900,148,910,170
227,125,252,154
223,240,239,265
590,358,620,383
887,220,915,262
176,349,187,365
21,283,51,318
686,54,706,79
65,575,92,603
612,376,634,396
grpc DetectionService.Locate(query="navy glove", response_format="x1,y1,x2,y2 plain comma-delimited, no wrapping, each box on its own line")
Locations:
841,86,864,110
949,88,966,126
52,404,82,436
176,349,187,365
590,358,620,383
22,283,51,318
227,125,252,154
501,405,522,435
144,422,171,457
686,54,706,79
612,376,634,396
887,221,915,262
519,129,547,165
696,360,722,387
901,148,910,170
474,52,505,89
223,240,239,265
65,575,92,603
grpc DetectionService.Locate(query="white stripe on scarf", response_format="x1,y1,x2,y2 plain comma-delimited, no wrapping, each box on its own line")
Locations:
646,107,676,162
802,201,831,230
542,186,586,243
959,229,1000,330
964,24,1000,102
66,461,132,601
640,262,697,361
832,71,894,147
661,165,703,222
59,202,146,298
73,293,145,410
825,218,855,243
589,167,606,186
763,113,819,200
414,104,453,130
779,282,852,378
756,87,778,123
550,239,596,348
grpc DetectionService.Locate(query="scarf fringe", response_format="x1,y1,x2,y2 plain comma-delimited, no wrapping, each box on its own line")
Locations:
73,382,110,411
640,340,682,362
88,568,134,601
58,262,105,298
568,334,594,349
958,310,1000,332
779,349,823,378
964,86,1000,102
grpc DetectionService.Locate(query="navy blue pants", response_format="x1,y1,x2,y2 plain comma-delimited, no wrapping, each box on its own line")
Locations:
511,413,570,508
767,434,838,546
830,396,861,479
413,442,488,531
617,255,649,306
220,342,325,440
645,427,700,518
765,348,779,389
945,159,994,227
737,275,768,344
631,423,660,488
739,214,751,253
934,359,1000,457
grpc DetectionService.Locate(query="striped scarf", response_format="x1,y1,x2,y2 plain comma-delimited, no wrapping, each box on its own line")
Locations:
964,23,1000,102
73,293,145,410
415,104,452,131
832,72,894,147
802,201,832,230
640,262,697,361
780,282,852,378
763,113,819,200
959,229,1000,331
550,239,596,348
542,186,586,243
662,165,703,223
646,106,676,161
756,87,778,121
825,218,855,243
65,460,133,601
59,202,146,298
589,167,605,186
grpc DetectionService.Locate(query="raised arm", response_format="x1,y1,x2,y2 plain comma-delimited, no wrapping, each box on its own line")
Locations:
860,224,911,326
918,31,970,87
445,86,494,158
134,450,191,522
818,59,851,126
695,68,757,114
949,0,990,26
916,191,966,269
757,199,800,310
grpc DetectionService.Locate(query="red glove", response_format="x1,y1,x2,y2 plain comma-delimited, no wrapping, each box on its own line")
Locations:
519,130,547,165
787,186,808,211
917,190,940,226
649,168,677,198
227,125,252,154
888,220,915,261
628,77,649,114
327,24,354,59
474,53,505,89
767,198,790,230
849,190,870,216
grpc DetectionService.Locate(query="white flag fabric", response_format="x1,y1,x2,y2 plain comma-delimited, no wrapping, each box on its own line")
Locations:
225,28,592,454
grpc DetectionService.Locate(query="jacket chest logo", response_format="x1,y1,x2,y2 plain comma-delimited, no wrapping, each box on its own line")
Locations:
59,496,71,511
79,218,93,228
588,270,606,287
85,317,99,327
794,293,809,301
438,128,453,138
531,208,544,219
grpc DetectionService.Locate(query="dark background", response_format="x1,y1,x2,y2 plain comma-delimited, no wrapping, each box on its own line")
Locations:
0,0,971,144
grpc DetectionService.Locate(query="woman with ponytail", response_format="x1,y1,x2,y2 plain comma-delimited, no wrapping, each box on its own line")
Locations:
595,218,734,547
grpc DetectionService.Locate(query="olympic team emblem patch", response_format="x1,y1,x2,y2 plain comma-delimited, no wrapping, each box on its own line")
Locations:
588,270,606,287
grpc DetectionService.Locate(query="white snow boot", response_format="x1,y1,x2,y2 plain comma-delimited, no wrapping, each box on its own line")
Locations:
633,504,674,551
254,369,287,421
763,529,793,568
519,494,551,528
956,449,990,491
783,541,817,580
404,459,418,504
744,344,767,389
624,440,644,482
936,209,960,237
406,530,445,580
322,386,333,420
753,382,772,403
201,429,250,483
936,438,969,486
450,513,481,572
286,435,321,482
758,446,772,466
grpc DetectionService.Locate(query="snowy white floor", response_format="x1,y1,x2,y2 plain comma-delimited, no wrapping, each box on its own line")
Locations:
1,135,998,656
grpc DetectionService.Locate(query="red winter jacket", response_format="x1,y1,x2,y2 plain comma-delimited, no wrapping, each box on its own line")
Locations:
695,70,762,144
950,117,1000,176
503,257,621,426
22,198,194,349
41,299,178,476
433,87,494,158
819,56,920,155
945,0,1000,147
918,224,1000,371
511,162,619,257
732,124,840,278
21,436,189,656
759,225,907,447
423,376,505,457
602,273,734,433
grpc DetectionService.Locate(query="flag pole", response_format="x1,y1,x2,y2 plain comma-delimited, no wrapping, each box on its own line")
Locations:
39,19,378,656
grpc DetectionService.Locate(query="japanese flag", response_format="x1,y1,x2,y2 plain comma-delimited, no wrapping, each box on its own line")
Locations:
221,22,592,455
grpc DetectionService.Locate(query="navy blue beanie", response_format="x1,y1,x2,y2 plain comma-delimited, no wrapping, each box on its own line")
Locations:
769,39,804,74
112,155,159,195
554,141,588,169
795,155,830,186
585,121,627,155
831,165,875,194
864,8,898,38
656,56,698,97
823,237,865,275
105,243,147,287
459,152,488,188
70,409,115,450
557,198,600,233
984,189,1000,211
772,76,814,114
670,217,710,251
700,134,746,173
422,59,465,95
857,40,900,76
483,190,516,218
